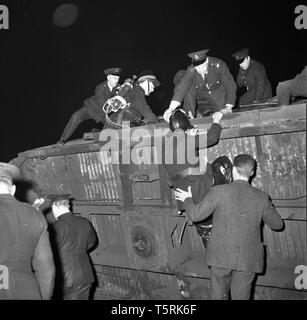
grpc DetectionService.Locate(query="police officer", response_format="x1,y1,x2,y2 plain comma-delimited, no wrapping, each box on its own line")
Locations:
48,194,98,300
57,67,122,144
232,48,272,106
163,49,237,121
276,65,307,106
105,69,159,128
0,162,55,299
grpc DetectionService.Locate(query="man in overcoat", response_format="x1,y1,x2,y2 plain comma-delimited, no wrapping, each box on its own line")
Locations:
0,162,55,299
48,194,98,300
175,154,284,299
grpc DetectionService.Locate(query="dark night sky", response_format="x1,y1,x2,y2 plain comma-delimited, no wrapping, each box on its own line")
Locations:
0,0,306,162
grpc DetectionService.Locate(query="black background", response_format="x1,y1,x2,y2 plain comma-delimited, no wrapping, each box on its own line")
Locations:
0,0,306,162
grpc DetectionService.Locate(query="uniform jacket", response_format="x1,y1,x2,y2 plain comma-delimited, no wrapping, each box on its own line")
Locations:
109,84,158,125
172,57,237,116
236,59,272,105
184,180,283,273
49,212,98,291
0,194,55,299
84,81,116,123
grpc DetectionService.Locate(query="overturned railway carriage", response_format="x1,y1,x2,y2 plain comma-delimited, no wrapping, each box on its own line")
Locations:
12,103,306,299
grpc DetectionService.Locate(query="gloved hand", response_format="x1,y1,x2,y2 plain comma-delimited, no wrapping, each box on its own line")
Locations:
163,100,181,122
212,111,223,123
221,104,233,115
163,108,173,122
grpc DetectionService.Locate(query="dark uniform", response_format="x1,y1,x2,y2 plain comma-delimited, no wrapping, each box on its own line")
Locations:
173,69,186,86
171,50,237,117
232,48,272,105
105,70,159,127
58,67,121,143
276,66,307,106
0,163,55,300
107,84,158,127
48,194,98,300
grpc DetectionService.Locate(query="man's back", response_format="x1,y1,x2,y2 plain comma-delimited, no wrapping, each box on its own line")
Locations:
50,212,97,289
207,181,283,273
0,194,54,299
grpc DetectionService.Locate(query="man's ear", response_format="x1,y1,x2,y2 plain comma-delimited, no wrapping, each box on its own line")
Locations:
11,184,16,196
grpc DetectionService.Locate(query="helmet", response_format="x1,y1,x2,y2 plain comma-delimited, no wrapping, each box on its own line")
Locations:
169,109,194,132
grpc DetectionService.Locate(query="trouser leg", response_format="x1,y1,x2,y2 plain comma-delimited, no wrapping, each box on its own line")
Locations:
231,270,255,300
276,80,293,106
182,89,197,118
210,266,232,300
63,284,92,300
60,106,92,142
197,101,221,116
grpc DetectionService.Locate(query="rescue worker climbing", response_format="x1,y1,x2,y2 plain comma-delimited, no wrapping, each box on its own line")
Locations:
104,70,159,128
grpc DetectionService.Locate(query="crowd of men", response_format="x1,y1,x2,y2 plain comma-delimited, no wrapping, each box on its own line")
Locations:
0,112,285,300
1,46,304,300
0,163,98,300
55,47,307,144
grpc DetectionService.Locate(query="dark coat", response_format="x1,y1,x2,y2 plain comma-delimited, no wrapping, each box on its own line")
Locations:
0,194,55,299
109,84,158,125
164,123,222,177
184,180,284,273
172,57,237,116
164,123,222,213
49,212,98,293
84,81,116,123
236,59,272,105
